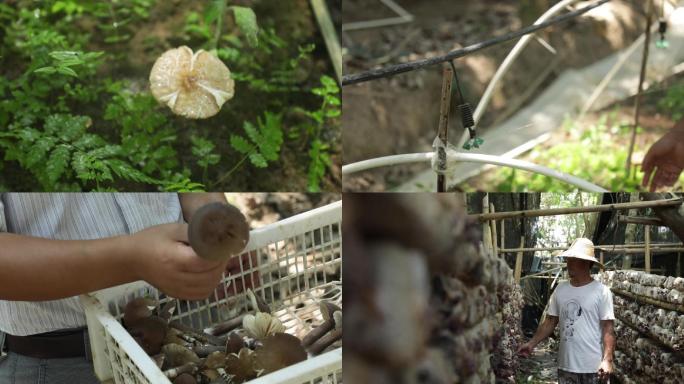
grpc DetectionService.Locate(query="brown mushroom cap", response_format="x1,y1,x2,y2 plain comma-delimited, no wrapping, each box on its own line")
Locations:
225,347,258,382
123,297,157,327
128,315,168,355
172,373,197,384
162,344,201,368
188,202,250,261
149,46,235,119
254,333,307,375
225,331,244,355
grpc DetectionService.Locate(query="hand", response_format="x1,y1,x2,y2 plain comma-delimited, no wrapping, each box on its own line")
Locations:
129,223,228,300
597,359,613,382
641,129,684,191
516,341,534,357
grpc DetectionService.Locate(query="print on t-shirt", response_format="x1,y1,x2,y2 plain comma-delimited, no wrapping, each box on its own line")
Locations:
561,299,583,342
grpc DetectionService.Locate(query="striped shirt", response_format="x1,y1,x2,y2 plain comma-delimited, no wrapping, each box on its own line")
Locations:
0,193,183,336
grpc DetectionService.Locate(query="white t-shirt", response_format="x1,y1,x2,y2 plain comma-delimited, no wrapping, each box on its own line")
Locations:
547,279,615,373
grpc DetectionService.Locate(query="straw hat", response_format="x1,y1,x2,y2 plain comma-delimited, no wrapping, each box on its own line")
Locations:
559,238,604,269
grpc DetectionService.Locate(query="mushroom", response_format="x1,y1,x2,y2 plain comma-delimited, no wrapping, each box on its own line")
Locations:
254,333,307,375
225,331,245,354
162,344,201,369
149,46,235,119
164,362,198,380
307,311,342,355
172,373,197,384
128,315,168,355
169,320,226,346
203,351,227,370
123,297,157,327
242,312,285,340
188,202,250,261
301,301,341,347
224,347,258,383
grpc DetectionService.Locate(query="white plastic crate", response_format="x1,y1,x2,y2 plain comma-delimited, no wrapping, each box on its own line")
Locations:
81,201,342,384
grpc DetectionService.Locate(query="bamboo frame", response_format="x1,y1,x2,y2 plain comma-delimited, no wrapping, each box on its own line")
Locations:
490,204,498,257
612,288,684,314
617,215,664,226
473,198,683,222
645,225,651,273
514,236,524,283
498,243,684,253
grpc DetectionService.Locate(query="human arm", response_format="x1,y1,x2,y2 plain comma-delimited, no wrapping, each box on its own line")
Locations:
641,117,684,191
597,319,615,381
517,315,559,356
0,223,226,301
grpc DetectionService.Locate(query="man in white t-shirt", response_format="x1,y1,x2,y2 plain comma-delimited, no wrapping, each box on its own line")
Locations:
517,238,616,384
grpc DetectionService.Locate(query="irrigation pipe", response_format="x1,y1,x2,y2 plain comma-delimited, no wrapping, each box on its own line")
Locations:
342,152,608,192
342,0,611,86
459,0,581,147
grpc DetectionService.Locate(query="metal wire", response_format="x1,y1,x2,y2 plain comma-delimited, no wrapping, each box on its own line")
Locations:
342,0,613,86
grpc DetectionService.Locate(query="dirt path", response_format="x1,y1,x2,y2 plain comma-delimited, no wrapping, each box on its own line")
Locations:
518,339,559,384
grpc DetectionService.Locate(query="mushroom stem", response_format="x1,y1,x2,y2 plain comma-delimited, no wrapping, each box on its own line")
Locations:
194,345,227,357
170,320,226,346
308,328,342,355
163,362,198,379
301,319,335,347
203,315,246,336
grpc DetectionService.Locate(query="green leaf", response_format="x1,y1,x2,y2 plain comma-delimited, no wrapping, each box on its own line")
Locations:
231,6,259,47
230,135,254,154
34,67,57,74
249,152,267,168
46,145,71,183
56,66,78,77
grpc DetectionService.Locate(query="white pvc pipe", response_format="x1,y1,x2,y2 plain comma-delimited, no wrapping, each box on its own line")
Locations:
342,152,608,192
458,0,580,148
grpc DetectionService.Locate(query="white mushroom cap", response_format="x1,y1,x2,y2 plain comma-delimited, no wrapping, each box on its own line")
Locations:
149,46,235,119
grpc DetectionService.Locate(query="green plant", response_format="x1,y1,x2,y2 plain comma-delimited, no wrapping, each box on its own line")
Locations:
35,50,104,77
191,136,221,184
291,75,340,192
491,115,645,192
219,111,283,184
658,84,684,121
0,114,157,190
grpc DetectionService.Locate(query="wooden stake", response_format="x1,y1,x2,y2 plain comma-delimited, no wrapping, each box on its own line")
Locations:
514,236,524,283
482,195,492,254
617,215,664,226
500,219,505,258
645,225,651,273
490,204,498,256
436,65,453,192
473,198,682,222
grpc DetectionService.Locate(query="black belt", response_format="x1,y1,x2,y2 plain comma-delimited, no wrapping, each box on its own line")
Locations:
5,328,89,359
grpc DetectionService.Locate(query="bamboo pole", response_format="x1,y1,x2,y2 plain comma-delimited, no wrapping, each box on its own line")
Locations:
482,195,492,254
436,65,453,192
490,204,498,257
498,243,684,253
617,215,664,226
500,219,505,258
645,225,651,273
473,198,683,222
520,267,563,280
514,236,524,283
599,250,604,267
612,288,684,314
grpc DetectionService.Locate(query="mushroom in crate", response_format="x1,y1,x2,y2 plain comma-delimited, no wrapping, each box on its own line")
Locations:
119,290,341,383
